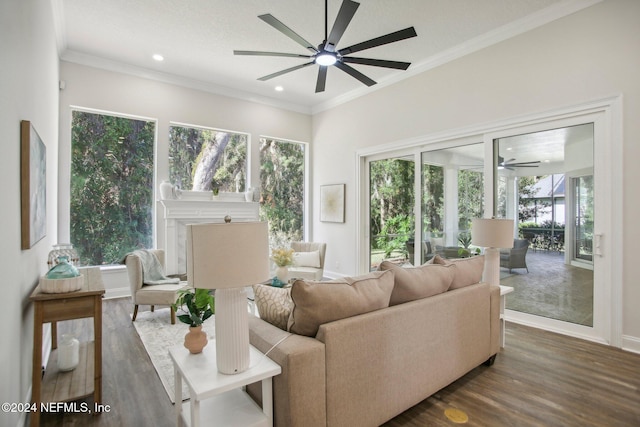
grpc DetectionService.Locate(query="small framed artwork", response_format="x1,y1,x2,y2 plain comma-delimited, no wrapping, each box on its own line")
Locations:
320,184,345,223
21,120,47,249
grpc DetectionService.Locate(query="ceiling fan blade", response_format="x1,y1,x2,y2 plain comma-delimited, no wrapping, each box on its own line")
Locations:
258,14,318,53
509,165,540,168
508,161,542,166
315,66,328,93
338,27,417,56
342,56,411,70
257,61,315,81
234,50,312,58
335,62,376,86
326,0,359,50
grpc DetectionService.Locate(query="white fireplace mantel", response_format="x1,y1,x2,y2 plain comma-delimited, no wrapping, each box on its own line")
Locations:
160,199,259,275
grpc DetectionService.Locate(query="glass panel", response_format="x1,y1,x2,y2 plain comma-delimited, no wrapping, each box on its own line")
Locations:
369,157,415,270
574,175,594,262
496,123,594,327
169,125,247,192
71,111,155,265
259,138,306,247
421,144,484,262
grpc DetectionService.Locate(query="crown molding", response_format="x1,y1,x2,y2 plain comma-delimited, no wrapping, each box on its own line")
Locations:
59,50,313,115
54,0,601,117
311,0,602,114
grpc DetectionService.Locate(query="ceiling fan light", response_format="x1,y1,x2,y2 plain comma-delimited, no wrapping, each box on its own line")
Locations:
316,52,337,66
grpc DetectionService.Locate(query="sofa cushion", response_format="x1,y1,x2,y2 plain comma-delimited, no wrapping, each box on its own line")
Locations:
252,284,293,330
288,270,394,337
378,261,455,305
293,250,321,268
432,254,485,289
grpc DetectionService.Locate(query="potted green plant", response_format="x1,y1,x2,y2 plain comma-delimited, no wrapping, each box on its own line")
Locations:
457,232,472,258
172,288,215,354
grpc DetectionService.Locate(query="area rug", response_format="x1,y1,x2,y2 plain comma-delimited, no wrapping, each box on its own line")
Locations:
131,309,215,403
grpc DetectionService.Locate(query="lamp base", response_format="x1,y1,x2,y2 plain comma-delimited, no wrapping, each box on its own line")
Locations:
482,247,501,287
214,287,250,374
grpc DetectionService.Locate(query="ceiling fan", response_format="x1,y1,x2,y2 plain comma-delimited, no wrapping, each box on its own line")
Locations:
499,157,541,170
234,0,417,93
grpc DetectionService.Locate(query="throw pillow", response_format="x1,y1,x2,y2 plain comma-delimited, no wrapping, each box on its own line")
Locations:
433,255,485,289
378,261,455,305
287,270,394,337
252,284,293,330
293,250,321,268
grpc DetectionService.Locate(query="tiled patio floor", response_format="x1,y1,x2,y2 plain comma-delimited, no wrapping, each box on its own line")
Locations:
501,249,594,326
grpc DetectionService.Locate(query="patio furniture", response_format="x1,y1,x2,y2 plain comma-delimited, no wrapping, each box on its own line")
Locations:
406,240,435,264
500,239,529,273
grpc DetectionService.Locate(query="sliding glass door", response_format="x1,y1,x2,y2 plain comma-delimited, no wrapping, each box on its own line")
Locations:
494,122,599,330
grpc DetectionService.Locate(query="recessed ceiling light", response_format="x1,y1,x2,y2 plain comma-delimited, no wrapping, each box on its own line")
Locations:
275,86,284,92
152,54,164,62
544,159,551,163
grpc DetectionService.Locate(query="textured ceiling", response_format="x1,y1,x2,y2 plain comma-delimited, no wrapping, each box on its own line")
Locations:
56,0,595,113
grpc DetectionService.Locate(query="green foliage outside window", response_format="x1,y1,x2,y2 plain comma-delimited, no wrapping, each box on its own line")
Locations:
259,138,305,246
169,126,247,192
370,159,415,257
71,111,155,265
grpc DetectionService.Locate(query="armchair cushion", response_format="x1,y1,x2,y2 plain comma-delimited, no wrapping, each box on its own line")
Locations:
293,250,321,268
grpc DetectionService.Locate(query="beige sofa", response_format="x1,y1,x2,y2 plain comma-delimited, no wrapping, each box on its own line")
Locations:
248,256,500,427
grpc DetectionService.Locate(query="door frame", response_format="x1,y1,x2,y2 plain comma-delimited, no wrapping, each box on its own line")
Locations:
356,95,622,347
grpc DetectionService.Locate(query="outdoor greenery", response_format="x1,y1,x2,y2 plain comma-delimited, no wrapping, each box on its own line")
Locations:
71,111,155,265
259,138,305,246
370,159,415,259
169,126,247,192
421,163,444,238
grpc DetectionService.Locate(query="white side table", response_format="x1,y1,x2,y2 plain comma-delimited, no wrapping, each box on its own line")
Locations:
499,285,514,348
169,342,281,427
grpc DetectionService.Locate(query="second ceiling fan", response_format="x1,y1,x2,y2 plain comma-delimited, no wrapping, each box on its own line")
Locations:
234,0,417,93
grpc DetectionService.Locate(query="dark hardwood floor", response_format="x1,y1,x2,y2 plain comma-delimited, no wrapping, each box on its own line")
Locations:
39,298,640,427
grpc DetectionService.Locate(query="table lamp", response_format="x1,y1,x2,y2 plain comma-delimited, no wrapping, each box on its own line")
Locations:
186,221,270,374
471,218,514,286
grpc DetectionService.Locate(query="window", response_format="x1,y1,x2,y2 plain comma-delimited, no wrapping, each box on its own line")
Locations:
71,110,155,265
169,125,247,192
259,138,305,246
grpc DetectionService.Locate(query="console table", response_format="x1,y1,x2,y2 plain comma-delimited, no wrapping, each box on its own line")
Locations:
29,267,104,426
169,343,281,427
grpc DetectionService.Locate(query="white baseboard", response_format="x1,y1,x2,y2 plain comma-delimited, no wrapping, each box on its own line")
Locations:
622,334,640,354
104,286,130,300
322,269,348,280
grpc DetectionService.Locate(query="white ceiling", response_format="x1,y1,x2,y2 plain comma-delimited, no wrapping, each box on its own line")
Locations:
54,0,597,113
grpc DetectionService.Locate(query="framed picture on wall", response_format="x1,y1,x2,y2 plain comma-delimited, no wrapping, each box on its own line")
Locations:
21,120,47,249
320,184,345,223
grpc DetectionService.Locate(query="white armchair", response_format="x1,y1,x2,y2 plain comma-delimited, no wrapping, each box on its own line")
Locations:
124,249,188,324
289,242,327,281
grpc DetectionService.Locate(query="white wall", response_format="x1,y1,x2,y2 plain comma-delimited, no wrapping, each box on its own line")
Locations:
311,1,640,347
0,0,60,425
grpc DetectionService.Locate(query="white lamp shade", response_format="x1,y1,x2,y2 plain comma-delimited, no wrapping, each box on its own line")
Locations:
471,218,515,249
186,221,270,289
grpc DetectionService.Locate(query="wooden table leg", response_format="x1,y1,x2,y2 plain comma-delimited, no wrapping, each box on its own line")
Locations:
31,302,43,427
94,295,102,406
